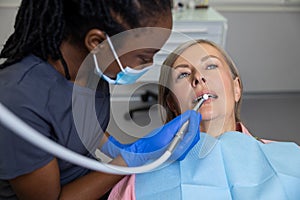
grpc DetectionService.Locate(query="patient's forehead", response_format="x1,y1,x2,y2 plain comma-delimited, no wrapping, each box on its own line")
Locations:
173,43,224,67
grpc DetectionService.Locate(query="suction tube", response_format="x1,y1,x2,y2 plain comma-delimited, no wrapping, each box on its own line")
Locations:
0,103,171,175
0,94,214,174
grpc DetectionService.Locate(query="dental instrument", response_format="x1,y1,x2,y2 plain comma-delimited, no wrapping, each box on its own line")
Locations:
0,95,215,174
167,94,217,153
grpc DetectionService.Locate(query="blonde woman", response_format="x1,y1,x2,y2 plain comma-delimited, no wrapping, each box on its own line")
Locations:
108,39,300,200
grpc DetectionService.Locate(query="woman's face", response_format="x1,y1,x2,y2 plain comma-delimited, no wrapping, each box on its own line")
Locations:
167,43,241,128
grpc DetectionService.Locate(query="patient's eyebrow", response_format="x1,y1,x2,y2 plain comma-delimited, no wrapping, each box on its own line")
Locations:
201,55,221,62
173,64,190,70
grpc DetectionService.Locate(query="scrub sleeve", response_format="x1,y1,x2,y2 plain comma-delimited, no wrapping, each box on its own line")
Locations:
0,55,110,198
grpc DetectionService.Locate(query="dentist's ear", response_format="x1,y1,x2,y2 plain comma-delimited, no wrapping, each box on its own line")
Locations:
85,29,107,52
233,77,242,102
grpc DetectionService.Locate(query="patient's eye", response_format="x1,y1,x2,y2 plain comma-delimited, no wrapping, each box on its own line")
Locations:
173,64,192,80
206,64,218,70
178,72,190,79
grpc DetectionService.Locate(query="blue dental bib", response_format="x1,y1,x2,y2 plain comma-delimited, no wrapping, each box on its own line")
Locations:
135,132,300,200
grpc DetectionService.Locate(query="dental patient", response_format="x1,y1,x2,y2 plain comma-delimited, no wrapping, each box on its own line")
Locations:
107,39,300,200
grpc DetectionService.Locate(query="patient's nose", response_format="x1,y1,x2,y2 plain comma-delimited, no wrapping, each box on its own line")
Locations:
192,72,206,87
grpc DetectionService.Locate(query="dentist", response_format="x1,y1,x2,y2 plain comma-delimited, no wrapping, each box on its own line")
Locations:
0,1,201,200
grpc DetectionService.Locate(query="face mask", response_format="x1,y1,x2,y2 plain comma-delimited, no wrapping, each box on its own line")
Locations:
93,35,152,85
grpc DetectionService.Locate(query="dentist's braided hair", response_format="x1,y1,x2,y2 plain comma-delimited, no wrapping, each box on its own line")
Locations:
0,0,171,79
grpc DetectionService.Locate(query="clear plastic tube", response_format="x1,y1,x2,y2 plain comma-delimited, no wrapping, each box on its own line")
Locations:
0,103,172,175
0,94,216,174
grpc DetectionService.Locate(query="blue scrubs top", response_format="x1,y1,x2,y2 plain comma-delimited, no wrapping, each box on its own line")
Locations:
0,55,110,198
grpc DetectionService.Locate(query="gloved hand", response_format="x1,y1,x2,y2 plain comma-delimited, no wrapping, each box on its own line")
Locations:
101,110,201,167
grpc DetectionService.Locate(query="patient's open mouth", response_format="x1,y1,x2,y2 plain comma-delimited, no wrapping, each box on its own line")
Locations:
192,94,218,104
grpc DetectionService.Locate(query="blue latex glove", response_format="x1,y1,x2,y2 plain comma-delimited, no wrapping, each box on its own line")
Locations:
101,110,201,167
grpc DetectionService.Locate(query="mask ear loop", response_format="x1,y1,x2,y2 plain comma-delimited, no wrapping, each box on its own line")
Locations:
106,34,125,72
93,53,103,76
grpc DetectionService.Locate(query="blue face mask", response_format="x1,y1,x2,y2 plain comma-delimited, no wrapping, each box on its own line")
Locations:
93,35,151,85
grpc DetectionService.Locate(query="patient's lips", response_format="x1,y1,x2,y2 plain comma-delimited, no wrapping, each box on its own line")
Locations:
192,93,218,103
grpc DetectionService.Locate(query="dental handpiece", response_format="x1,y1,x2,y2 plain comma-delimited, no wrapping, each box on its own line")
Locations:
167,94,217,153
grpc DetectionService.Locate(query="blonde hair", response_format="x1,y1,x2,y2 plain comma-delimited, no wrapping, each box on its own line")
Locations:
158,39,243,124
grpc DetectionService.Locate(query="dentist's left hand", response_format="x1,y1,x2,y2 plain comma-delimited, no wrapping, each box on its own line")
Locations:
101,110,201,167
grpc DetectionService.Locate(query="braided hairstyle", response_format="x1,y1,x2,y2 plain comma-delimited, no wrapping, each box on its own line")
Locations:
0,0,172,79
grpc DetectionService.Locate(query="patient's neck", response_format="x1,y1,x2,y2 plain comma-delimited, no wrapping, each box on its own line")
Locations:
200,116,236,137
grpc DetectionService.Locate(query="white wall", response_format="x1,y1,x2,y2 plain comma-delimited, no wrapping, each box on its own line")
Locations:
0,5,18,64
214,5,300,143
217,6,300,92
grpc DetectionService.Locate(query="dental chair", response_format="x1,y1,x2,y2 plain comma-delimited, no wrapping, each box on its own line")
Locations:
128,90,158,119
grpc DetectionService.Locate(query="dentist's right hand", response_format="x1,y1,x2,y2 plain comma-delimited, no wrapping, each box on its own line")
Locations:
101,110,201,167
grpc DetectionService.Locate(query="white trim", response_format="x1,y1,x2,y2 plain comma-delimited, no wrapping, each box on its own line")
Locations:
0,4,19,8
214,5,300,12
0,0,20,8
210,2,300,12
